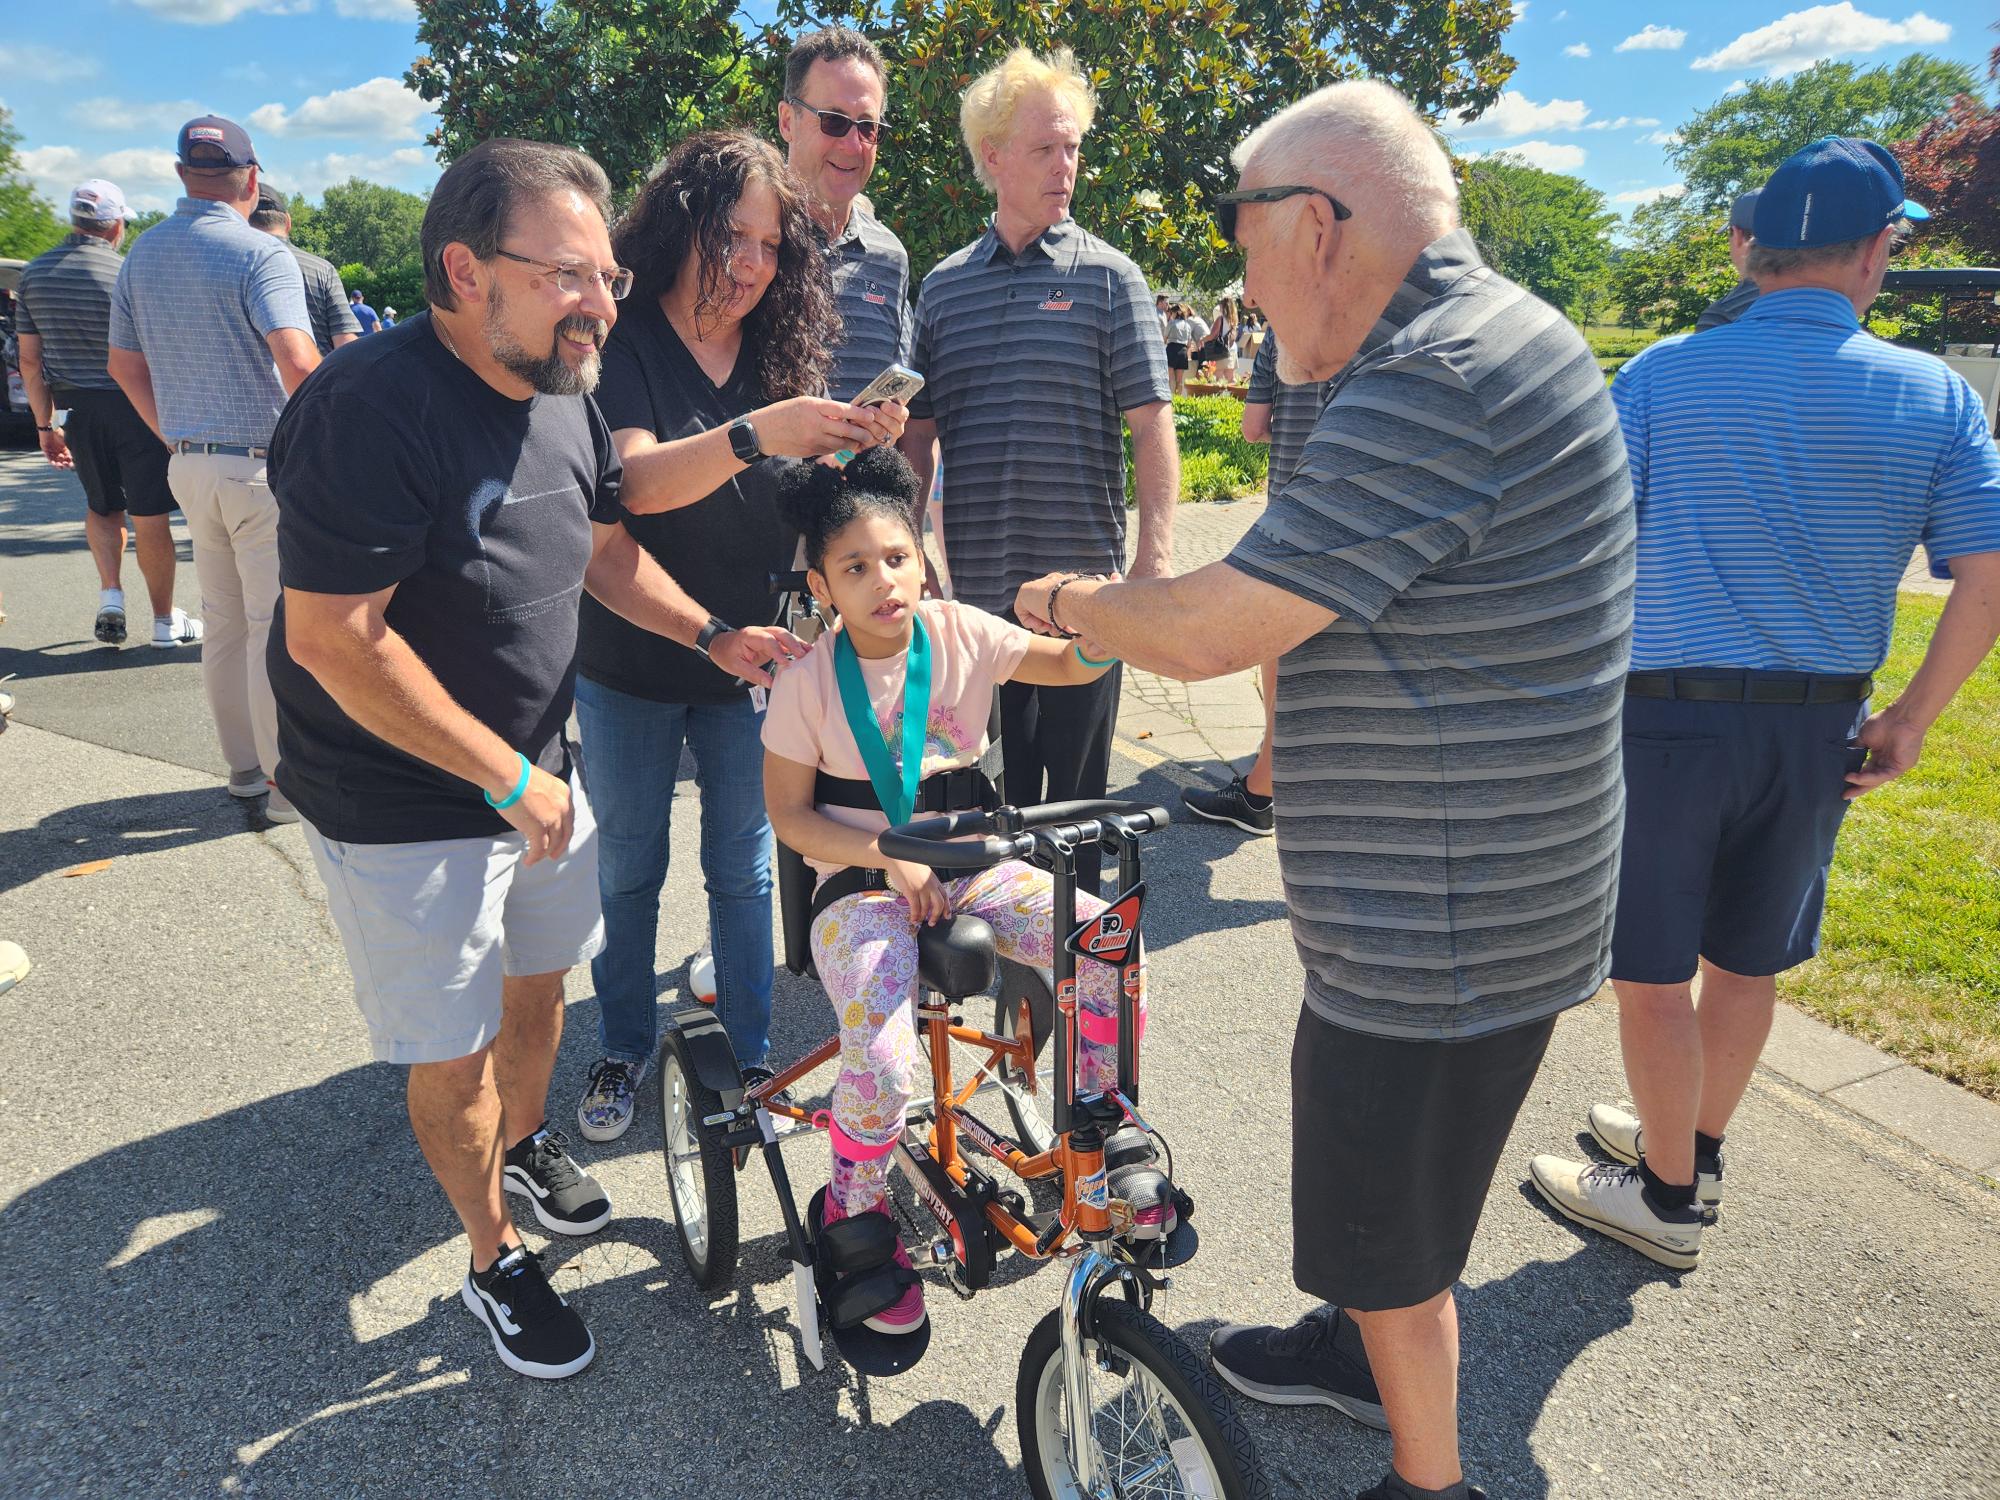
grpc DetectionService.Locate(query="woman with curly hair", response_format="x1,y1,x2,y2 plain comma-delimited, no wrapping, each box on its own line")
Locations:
574,129,908,1142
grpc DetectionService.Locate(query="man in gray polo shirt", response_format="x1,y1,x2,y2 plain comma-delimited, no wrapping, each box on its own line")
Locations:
779,25,911,402
898,45,1177,894
250,183,361,356
16,178,198,649
1014,81,1634,1500
109,115,320,823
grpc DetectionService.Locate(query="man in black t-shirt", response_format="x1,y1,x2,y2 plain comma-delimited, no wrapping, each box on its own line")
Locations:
268,140,801,1382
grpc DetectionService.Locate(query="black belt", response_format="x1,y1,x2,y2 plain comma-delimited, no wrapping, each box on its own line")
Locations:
174,440,269,459
1625,669,1872,705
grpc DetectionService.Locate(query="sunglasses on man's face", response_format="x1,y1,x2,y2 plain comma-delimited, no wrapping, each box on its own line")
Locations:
785,96,888,145
1212,184,1353,244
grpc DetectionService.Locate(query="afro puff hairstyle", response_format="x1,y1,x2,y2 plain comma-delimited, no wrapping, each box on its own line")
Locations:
773,445,925,574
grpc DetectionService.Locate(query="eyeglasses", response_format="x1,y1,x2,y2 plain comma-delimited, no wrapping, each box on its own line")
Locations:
784,96,888,145
493,249,634,300
1212,184,1352,243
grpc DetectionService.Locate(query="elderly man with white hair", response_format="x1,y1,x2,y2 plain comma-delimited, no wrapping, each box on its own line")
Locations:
1014,80,1636,1500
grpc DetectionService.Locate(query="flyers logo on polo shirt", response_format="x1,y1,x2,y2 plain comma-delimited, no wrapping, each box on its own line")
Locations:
861,278,887,306
1039,286,1073,311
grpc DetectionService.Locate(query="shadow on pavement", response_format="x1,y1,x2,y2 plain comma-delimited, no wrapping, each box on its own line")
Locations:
0,638,202,684
0,784,251,895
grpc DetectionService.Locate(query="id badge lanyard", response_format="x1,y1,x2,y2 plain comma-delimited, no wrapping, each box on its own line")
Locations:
833,615,931,824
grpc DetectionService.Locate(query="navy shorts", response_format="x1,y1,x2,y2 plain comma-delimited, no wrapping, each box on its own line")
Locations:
1610,693,1867,983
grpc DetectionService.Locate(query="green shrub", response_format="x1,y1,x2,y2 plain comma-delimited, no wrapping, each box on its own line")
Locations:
1179,450,1246,503
1122,393,1269,504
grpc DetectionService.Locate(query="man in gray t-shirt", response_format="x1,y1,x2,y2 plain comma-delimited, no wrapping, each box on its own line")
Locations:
109,115,320,822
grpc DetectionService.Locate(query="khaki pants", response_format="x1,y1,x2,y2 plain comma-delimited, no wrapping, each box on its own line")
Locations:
167,451,281,782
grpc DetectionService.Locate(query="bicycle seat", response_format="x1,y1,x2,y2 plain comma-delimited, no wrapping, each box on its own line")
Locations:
917,915,997,999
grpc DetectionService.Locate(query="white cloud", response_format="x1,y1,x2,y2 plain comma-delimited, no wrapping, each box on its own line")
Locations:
1493,141,1588,172
0,44,101,81
1617,24,1688,52
334,0,417,16
128,0,311,22
1614,184,1687,204
276,147,432,197
1451,91,1591,138
1554,9,1569,19
1723,79,1751,94
1563,42,1591,58
1642,129,1684,146
247,77,433,141
1586,116,1662,130
1692,4,1949,75
19,144,185,214
69,97,213,134
1511,2,1529,19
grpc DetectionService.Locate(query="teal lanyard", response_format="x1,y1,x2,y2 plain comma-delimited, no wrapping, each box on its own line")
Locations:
833,615,932,826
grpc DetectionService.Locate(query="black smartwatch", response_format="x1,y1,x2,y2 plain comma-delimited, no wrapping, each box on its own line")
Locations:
693,616,732,658
727,416,762,463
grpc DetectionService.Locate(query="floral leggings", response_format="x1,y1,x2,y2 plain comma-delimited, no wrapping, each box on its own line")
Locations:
810,859,1142,1217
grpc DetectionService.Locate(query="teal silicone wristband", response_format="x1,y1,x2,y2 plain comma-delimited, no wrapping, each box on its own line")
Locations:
485,752,531,810
1075,642,1119,669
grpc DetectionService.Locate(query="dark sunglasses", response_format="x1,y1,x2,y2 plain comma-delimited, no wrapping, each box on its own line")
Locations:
1213,184,1352,243
785,96,888,145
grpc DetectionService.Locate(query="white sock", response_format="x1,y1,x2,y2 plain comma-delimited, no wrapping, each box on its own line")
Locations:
100,587,124,609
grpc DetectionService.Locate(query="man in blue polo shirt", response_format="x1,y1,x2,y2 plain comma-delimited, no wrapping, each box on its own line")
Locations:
1529,138,2000,1269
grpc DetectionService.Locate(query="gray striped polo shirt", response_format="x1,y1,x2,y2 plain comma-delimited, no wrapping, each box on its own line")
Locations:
824,202,912,403
14,234,123,394
285,242,361,356
1226,230,1636,1041
109,197,310,447
1245,333,1329,498
909,216,1170,614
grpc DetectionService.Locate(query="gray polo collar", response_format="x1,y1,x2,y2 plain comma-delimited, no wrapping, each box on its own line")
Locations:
973,215,1081,269
1352,228,1487,365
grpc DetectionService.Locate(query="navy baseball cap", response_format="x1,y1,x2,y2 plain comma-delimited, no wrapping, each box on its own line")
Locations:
176,115,259,169
1751,137,1927,248
1728,188,1761,233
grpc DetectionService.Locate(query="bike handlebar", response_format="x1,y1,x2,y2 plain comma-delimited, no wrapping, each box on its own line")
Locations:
876,799,1171,870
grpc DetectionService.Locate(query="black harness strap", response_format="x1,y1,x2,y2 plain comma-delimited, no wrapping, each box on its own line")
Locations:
806,766,999,929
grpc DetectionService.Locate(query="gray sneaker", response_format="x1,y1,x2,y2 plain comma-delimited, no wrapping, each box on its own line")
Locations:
1528,1155,1714,1270
576,1056,648,1143
1182,775,1274,836
1587,1101,1723,1207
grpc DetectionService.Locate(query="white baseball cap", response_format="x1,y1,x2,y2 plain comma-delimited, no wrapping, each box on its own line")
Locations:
70,179,132,224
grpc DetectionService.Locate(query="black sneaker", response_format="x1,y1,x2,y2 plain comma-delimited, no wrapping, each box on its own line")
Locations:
1182,775,1274,836
502,1124,612,1235
1356,1472,1488,1500
1209,1306,1387,1429
460,1243,595,1379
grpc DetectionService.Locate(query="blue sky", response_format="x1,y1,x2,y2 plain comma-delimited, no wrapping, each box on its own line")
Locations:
3,1,1994,222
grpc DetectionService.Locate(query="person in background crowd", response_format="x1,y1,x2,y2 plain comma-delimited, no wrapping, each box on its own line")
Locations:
249,182,360,356
381,306,398,328
779,25,912,404
1164,299,1202,396
1155,290,1171,336
898,45,1177,897
268,137,803,1382
1694,188,1763,332
16,178,197,650
1528,137,2000,1272
1013,80,1637,1500
1195,294,1237,378
1182,327,1330,837
570,130,904,1144
108,116,318,823
349,287,381,334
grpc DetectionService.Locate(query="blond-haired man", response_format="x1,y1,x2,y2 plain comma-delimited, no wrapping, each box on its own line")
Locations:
897,46,1175,893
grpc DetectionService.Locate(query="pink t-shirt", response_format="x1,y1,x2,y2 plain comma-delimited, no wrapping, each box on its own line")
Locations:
761,598,1035,879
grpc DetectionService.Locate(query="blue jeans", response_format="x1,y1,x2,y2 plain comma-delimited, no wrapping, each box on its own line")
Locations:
574,677,774,1069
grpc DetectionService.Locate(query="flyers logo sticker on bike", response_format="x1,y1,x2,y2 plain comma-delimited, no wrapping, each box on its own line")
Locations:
1066,883,1145,967
1078,1168,1110,1210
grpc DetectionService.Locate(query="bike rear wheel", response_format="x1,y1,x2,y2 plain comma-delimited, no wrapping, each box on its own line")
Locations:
1016,1300,1269,1500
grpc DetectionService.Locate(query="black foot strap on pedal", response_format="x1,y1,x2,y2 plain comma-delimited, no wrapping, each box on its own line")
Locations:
806,1187,932,1374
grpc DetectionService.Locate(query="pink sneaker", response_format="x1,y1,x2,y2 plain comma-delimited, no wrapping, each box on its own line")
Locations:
824,1194,926,1335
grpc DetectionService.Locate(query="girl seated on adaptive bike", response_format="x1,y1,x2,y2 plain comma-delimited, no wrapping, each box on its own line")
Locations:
762,447,1169,1353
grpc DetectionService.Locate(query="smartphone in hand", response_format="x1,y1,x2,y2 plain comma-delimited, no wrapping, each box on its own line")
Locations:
850,363,925,408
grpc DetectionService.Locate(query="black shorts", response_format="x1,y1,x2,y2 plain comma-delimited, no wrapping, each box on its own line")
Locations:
1291,1006,1556,1311
1166,343,1190,371
63,388,175,518
1610,692,1865,983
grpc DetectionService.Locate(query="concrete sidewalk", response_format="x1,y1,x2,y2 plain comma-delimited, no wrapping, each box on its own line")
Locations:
1123,498,2000,1186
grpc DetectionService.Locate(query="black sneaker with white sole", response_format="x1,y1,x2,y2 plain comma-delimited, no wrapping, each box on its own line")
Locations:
1182,775,1275,836
503,1124,612,1235
1356,1472,1488,1500
1209,1306,1387,1429
461,1243,594,1379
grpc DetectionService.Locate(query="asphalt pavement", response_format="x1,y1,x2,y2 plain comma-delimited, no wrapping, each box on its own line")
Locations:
2,449,1997,1500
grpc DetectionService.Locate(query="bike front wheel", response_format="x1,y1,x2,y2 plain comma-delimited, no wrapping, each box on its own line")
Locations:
1016,1300,1269,1500
658,1034,740,1291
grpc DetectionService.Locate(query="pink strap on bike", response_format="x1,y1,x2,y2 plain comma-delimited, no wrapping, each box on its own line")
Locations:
1078,1004,1146,1048
828,1117,897,1162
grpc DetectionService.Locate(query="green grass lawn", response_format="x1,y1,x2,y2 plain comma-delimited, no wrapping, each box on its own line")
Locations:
1780,592,2000,1099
